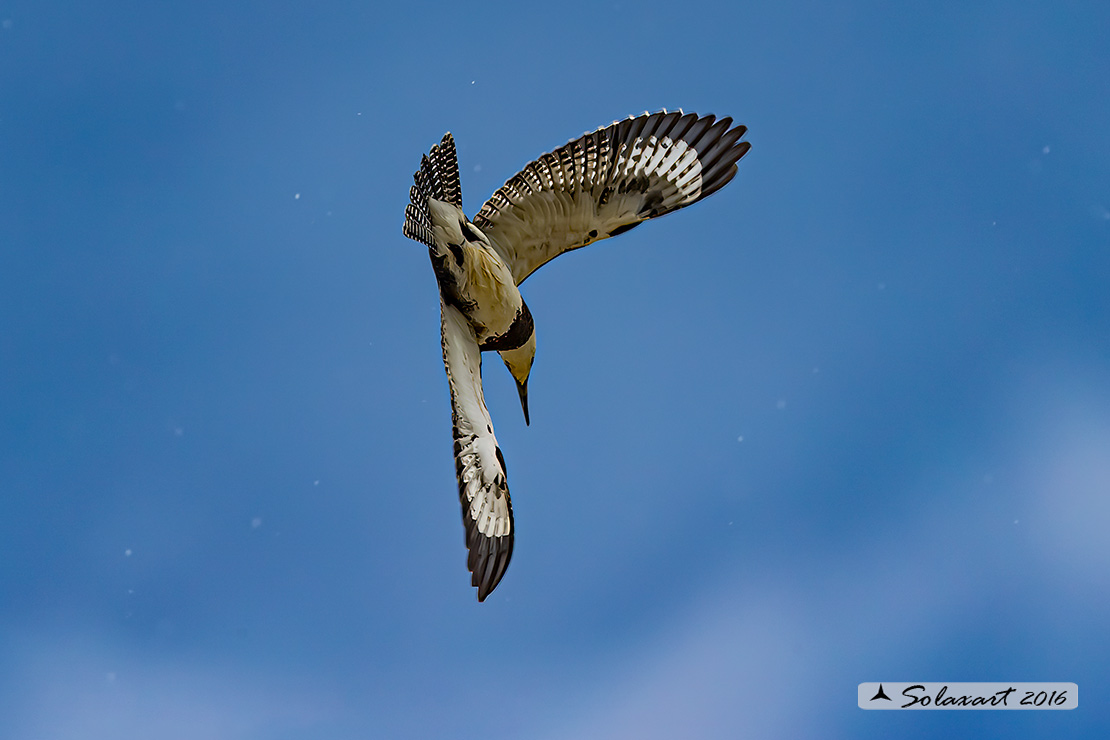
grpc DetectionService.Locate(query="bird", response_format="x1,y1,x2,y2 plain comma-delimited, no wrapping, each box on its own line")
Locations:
402,109,750,601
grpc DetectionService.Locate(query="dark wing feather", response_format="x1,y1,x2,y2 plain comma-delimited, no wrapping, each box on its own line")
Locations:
439,299,514,601
471,110,750,285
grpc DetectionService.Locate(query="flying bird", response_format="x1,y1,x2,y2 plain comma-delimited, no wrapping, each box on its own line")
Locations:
402,110,750,601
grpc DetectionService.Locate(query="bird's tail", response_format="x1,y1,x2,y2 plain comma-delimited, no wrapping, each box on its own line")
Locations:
402,132,462,248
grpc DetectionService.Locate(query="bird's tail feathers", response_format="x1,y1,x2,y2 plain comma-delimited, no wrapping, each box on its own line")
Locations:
403,133,462,248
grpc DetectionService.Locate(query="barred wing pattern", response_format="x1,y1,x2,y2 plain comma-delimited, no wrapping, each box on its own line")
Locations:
473,110,751,285
439,299,514,601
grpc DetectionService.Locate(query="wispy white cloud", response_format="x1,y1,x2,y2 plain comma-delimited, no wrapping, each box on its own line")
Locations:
4,634,338,740
538,370,1110,739
1025,387,1110,583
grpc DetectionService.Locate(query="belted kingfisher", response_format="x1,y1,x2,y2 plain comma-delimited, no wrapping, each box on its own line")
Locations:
402,110,750,600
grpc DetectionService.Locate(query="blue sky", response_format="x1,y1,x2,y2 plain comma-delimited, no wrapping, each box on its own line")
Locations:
2,1,1109,737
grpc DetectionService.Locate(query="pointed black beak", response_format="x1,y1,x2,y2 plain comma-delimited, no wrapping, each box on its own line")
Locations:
515,378,530,426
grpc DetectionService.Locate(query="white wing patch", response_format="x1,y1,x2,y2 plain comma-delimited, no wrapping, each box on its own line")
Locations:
439,299,513,600
473,110,749,285
618,136,703,204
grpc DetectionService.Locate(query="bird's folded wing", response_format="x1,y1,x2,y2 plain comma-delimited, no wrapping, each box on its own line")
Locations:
439,299,514,601
472,109,751,285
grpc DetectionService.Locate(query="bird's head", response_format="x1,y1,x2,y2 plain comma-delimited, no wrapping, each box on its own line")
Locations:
499,335,535,426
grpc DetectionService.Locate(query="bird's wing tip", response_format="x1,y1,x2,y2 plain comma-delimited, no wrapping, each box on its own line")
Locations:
441,301,516,603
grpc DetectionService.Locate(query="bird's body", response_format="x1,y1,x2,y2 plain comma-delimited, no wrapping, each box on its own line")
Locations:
402,110,750,600
426,199,525,349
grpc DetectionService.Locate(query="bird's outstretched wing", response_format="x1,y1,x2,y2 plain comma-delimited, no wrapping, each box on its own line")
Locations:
439,298,514,601
472,110,750,285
